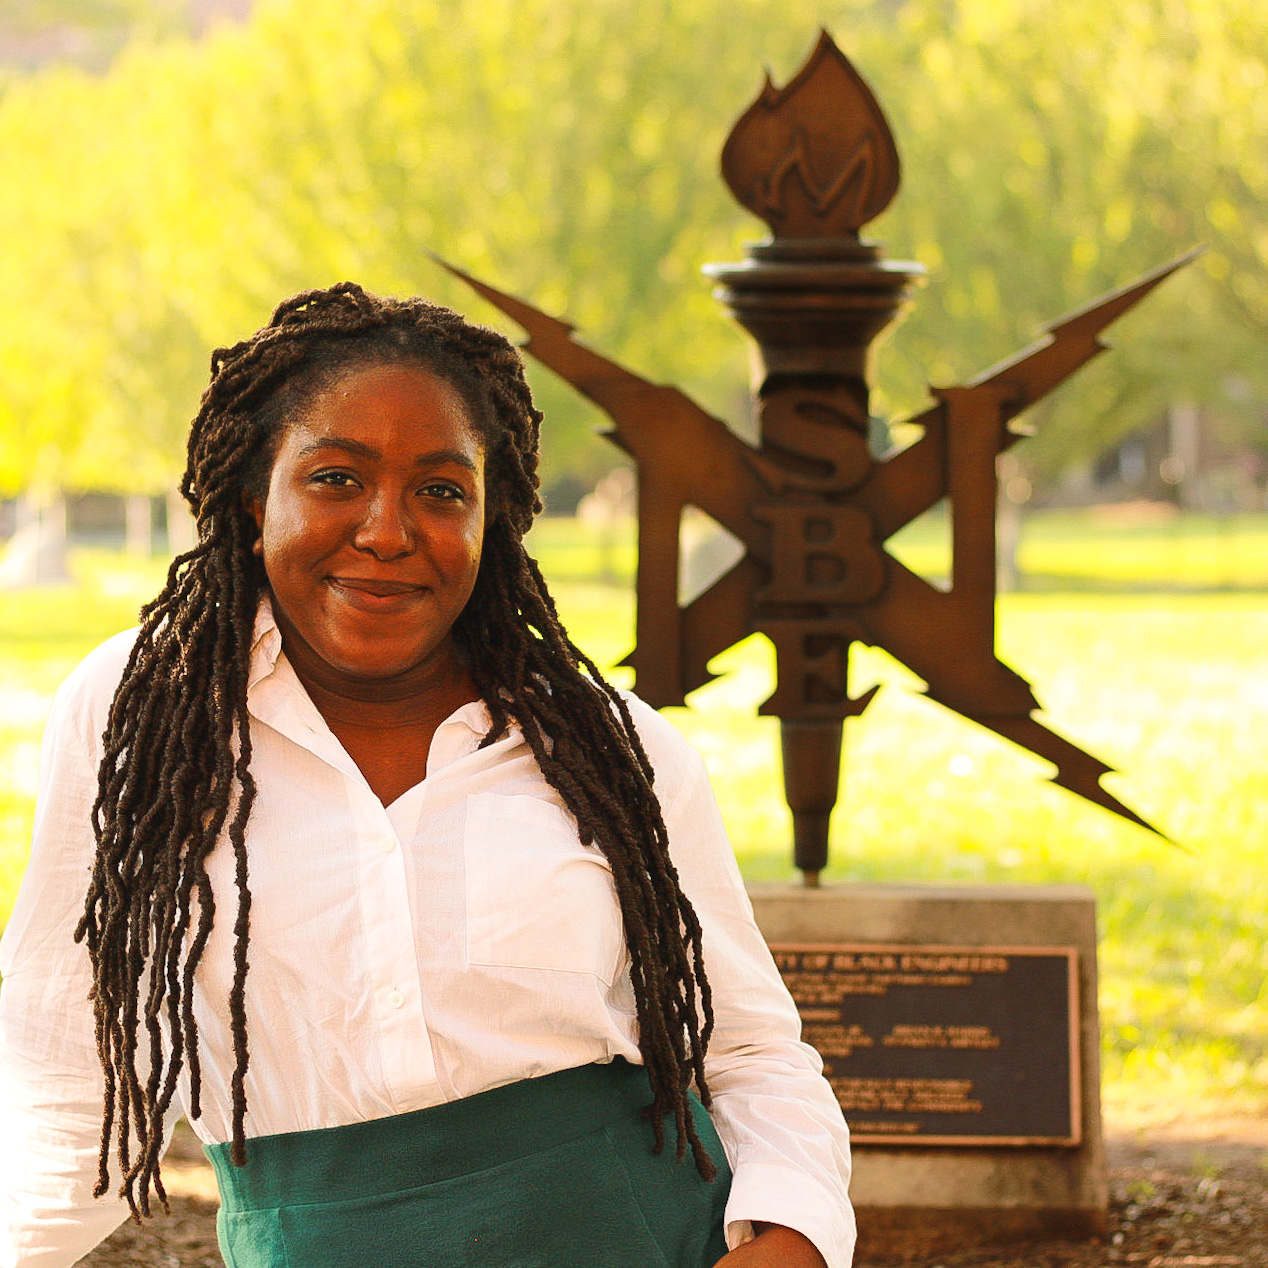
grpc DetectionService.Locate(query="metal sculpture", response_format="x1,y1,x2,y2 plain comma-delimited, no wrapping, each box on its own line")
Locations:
445,32,1189,883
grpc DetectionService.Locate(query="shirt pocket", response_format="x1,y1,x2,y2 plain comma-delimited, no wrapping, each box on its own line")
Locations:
464,793,625,986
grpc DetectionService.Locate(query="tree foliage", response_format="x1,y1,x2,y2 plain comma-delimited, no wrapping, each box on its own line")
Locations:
0,0,1262,501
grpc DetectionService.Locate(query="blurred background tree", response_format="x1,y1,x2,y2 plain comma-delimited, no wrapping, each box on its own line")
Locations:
0,0,1263,572
3,0,1264,1134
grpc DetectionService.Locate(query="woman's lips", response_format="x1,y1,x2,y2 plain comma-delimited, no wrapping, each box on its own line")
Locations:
327,577,428,613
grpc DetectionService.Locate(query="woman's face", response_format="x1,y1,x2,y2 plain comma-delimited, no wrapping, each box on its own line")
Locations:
245,360,487,690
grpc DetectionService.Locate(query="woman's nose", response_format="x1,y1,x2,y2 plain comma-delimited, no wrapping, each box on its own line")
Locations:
353,493,415,559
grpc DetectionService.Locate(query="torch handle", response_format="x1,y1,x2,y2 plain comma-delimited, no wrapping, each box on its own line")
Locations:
780,718,845,885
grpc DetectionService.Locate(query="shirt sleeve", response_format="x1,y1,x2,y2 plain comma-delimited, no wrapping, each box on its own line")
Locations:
0,635,161,1267
634,700,856,1268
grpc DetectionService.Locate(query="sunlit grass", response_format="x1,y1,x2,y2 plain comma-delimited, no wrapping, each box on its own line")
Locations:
568,591,1268,1124
541,518,1268,1125
888,504,1268,591
2,521,1265,1125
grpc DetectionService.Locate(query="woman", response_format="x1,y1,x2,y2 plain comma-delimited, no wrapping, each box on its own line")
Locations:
0,284,854,1267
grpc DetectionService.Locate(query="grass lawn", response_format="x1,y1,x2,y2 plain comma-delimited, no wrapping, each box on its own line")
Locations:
2,512,1266,1127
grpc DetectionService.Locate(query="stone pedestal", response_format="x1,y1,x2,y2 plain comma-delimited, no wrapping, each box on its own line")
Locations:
748,882,1107,1256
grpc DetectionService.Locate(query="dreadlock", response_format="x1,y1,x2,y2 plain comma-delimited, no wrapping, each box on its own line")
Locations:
76,282,716,1222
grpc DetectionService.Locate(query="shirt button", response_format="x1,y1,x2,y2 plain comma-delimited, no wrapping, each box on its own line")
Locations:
388,989,405,1009
379,838,396,854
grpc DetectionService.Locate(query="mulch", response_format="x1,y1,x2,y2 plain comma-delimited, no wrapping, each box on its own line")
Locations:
80,1123,1268,1268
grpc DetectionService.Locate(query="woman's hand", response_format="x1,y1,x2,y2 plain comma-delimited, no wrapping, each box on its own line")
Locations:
712,1223,828,1267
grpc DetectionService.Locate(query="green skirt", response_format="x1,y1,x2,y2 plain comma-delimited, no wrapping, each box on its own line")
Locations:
204,1059,732,1268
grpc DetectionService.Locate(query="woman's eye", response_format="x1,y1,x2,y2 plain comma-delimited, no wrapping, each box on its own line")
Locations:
421,481,464,501
310,470,358,488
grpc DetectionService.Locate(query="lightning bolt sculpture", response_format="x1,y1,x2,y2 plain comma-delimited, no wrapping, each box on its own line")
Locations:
442,33,1191,880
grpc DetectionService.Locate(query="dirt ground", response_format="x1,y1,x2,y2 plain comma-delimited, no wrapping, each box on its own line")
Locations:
79,1117,1268,1268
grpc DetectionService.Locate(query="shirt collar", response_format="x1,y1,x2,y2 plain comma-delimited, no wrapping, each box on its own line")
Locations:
247,593,284,691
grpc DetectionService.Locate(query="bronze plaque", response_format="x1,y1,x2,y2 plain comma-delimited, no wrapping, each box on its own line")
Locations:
771,942,1081,1146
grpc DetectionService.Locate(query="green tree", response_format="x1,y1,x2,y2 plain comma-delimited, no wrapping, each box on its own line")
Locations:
0,0,1264,520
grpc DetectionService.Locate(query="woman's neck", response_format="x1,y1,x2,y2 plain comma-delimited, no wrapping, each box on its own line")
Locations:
295,667,478,732
272,602,480,730
276,625,481,805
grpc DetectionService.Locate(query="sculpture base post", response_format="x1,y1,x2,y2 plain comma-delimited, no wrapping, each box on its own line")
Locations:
748,881,1108,1254
780,718,845,884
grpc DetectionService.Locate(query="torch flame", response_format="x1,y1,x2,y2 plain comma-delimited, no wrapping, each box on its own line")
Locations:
721,31,900,239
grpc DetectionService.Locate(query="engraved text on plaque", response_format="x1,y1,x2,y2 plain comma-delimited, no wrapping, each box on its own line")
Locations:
771,942,1081,1145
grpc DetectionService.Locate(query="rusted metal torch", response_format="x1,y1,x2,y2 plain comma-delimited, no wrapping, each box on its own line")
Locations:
704,35,923,882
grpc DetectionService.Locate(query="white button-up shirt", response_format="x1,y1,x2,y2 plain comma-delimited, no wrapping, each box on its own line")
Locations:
0,603,855,1266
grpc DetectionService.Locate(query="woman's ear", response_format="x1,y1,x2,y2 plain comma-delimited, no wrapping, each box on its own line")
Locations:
243,494,265,556
243,492,263,529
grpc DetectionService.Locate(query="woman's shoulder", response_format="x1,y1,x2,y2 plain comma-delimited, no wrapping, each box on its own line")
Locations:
614,688,691,751
613,690,709,803
46,627,141,746
60,626,141,697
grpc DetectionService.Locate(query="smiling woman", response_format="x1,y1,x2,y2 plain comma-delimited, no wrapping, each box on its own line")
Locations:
0,285,853,1268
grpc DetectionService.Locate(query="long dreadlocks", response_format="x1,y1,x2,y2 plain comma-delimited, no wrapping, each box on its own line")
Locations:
76,282,716,1222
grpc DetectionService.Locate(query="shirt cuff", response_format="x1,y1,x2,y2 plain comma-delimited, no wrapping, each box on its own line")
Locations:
724,1161,857,1268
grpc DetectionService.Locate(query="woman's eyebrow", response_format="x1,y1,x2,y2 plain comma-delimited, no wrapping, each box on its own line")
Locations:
298,437,379,460
417,447,480,472
297,437,478,471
